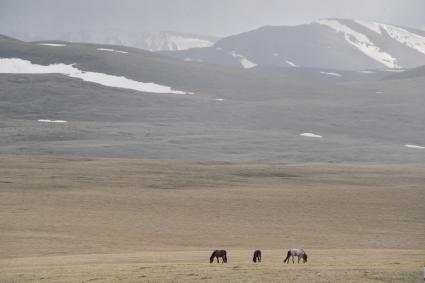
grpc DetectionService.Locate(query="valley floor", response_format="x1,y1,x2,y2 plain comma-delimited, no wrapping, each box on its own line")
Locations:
0,156,424,282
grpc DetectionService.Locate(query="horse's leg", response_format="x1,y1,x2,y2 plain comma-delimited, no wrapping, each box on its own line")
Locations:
298,256,300,264
284,251,290,263
292,255,294,264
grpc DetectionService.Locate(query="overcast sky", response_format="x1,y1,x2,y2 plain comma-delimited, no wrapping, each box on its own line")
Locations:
1,0,424,36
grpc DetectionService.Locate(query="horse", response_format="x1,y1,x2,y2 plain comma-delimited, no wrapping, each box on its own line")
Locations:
253,250,262,262
283,249,308,264
210,250,227,263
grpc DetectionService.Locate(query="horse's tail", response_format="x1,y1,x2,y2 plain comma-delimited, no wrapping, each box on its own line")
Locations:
223,250,227,263
284,250,291,263
210,250,216,263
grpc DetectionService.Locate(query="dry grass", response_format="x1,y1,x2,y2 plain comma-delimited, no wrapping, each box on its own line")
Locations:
0,155,424,282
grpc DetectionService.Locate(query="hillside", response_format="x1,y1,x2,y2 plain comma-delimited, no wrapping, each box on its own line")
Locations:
163,19,425,71
0,34,424,163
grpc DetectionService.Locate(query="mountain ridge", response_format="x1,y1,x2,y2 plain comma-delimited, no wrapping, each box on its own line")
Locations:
4,30,219,51
162,18,425,71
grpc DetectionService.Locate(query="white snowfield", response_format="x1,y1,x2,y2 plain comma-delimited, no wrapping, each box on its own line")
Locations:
317,19,401,69
383,69,405,72
405,144,425,149
38,119,67,123
285,60,298,67
96,48,128,54
359,70,376,74
39,43,67,47
144,33,214,51
184,58,203,62
230,51,257,69
300,133,323,138
320,71,342,77
0,58,188,95
355,20,425,55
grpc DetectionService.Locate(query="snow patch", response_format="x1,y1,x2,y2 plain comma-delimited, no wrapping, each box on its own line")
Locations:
356,21,425,55
383,69,405,72
300,133,323,138
320,71,342,77
215,47,223,51
39,43,66,47
317,19,401,68
184,58,203,62
230,51,257,69
215,98,225,101
285,60,298,67
359,70,376,74
273,53,279,57
0,58,187,95
96,48,128,54
144,33,214,51
38,119,67,123
405,144,425,149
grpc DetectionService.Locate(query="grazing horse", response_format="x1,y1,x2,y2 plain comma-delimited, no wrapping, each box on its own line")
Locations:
253,250,262,262
283,249,308,264
210,250,227,263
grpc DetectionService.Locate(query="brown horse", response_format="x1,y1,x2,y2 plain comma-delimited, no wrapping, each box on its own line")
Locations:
253,250,262,262
210,250,227,263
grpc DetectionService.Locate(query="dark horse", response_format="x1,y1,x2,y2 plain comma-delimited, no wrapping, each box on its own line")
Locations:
210,250,227,263
252,250,262,263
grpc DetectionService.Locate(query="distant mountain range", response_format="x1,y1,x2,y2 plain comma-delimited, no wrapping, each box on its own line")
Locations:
162,19,425,71
5,30,219,51
0,32,424,163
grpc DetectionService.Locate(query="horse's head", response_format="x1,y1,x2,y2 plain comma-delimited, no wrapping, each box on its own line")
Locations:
303,253,308,263
210,250,216,263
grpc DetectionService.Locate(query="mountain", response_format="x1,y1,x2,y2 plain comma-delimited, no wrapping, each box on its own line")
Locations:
6,30,219,51
162,19,425,71
1,34,424,163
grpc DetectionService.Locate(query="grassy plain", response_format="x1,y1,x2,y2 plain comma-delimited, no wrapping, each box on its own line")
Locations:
1,156,424,282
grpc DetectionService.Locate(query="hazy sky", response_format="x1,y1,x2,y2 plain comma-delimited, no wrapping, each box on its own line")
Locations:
1,0,424,36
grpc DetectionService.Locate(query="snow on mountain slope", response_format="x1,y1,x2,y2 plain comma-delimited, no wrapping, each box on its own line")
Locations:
38,43,67,47
230,50,257,69
285,60,298,67
143,32,214,51
163,19,425,71
317,19,400,68
96,48,129,54
355,20,425,55
8,30,218,52
0,58,187,94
